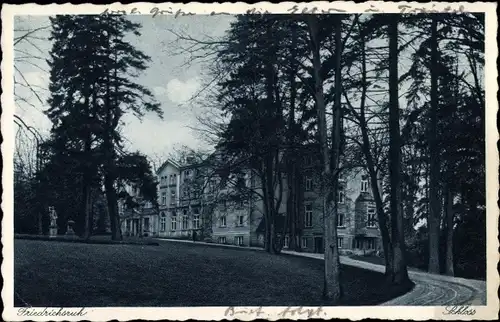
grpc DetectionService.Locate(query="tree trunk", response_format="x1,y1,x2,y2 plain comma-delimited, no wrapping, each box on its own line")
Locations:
103,24,122,241
294,165,303,250
82,182,92,239
388,15,410,285
358,30,394,279
104,174,122,240
287,164,297,250
82,86,93,240
428,15,441,274
286,23,298,250
444,187,455,276
38,211,43,235
308,15,341,302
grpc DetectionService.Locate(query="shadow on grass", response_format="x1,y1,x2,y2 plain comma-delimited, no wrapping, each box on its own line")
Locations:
14,239,413,307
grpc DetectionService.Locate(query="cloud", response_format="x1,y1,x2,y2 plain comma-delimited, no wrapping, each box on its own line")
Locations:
165,77,200,104
153,86,166,96
123,116,200,157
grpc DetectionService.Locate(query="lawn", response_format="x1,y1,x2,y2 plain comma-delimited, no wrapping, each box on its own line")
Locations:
14,239,412,307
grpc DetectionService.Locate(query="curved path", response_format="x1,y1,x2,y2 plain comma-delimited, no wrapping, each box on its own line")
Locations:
158,239,486,306
283,251,486,306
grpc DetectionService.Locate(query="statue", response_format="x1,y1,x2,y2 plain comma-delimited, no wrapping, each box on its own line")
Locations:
49,206,58,237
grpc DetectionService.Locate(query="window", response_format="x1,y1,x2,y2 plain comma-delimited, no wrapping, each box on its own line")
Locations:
220,215,227,227
337,237,344,248
160,213,166,232
161,192,167,205
301,237,308,248
237,215,245,226
337,213,345,227
171,213,177,231
182,211,189,230
367,205,377,227
355,238,363,249
170,190,176,205
338,185,345,204
193,207,200,215
304,203,313,227
235,236,244,246
218,236,227,244
143,217,150,232
284,235,289,248
193,215,200,229
126,219,131,232
361,179,369,192
367,238,376,250
305,176,313,191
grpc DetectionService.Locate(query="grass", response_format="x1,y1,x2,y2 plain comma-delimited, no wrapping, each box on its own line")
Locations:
14,234,160,246
14,239,412,307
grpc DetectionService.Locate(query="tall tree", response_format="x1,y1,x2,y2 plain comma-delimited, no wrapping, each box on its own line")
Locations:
387,14,410,285
427,15,441,274
306,14,342,302
46,15,162,240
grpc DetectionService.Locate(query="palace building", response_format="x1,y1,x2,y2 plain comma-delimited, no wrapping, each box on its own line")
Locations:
119,154,382,255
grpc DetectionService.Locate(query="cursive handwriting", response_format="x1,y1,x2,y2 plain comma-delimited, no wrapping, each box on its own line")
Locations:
18,307,87,317
398,4,465,14
101,5,469,18
277,306,325,318
443,305,476,315
224,306,266,318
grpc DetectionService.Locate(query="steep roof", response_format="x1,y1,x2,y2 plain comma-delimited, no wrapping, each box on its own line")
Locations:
156,159,182,174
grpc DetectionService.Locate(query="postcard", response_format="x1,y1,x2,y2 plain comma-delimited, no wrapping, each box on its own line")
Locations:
2,2,498,320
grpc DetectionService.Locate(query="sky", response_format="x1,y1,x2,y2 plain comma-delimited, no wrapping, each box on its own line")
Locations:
14,14,235,159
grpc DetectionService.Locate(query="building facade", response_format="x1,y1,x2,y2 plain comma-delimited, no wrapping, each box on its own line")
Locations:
119,156,382,255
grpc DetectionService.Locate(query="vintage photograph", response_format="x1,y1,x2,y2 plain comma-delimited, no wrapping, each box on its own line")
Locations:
2,2,498,320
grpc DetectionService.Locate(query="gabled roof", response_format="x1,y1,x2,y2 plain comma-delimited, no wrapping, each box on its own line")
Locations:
156,158,182,174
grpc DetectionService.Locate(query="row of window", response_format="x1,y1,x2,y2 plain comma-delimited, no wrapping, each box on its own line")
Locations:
285,236,376,250
219,215,245,227
304,204,377,228
304,177,370,194
159,214,201,231
160,190,177,205
160,174,177,186
217,236,244,246
159,170,196,185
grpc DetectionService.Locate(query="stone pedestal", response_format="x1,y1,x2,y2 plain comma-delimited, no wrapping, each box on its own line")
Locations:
49,226,58,238
66,220,75,236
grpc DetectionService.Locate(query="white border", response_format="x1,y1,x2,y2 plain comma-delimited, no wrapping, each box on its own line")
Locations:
2,2,498,321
